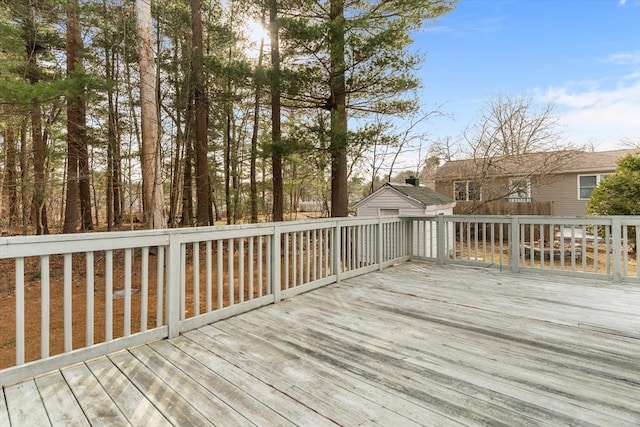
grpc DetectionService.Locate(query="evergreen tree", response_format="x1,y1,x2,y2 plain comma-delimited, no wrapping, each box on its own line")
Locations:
587,154,640,217
280,0,456,216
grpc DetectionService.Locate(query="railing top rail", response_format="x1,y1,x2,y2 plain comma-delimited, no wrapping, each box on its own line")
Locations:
2,214,635,259
0,230,171,258
0,216,402,258
620,217,640,226
403,214,639,225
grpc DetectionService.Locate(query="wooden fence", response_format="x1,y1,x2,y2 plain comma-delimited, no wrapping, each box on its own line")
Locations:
454,201,554,215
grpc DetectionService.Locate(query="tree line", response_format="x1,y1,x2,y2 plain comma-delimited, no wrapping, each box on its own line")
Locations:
0,0,456,234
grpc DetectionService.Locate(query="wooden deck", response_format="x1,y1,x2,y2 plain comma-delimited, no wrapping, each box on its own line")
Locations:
2,262,639,426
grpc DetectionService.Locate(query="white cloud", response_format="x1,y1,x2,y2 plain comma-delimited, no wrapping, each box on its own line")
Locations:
619,0,627,5
603,51,640,65
538,79,640,149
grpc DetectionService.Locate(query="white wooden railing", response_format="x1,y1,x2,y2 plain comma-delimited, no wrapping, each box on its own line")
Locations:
0,216,409,386
407,215,639,282
0,215,636,386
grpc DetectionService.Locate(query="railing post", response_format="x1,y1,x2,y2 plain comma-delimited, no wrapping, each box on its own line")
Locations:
272,226,282,303
437,214,445,265
333,221,341,282
377,216,383,270
166,231,181,339
406,218,413,257
509,216,520,273
611,217,622,283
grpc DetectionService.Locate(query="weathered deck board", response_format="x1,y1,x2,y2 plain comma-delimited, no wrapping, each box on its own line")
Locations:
35,371,90,427
160,336,338,427
196,325,452,426
61,362,130,426
84,356,171,426
2,262,639,426
3,379,50,426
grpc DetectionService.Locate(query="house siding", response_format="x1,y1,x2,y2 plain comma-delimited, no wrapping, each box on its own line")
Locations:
437,174,588,216
435,177,511,202
533,172,602,216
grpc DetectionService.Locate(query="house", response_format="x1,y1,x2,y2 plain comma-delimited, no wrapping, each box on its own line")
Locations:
434,149,638,216
354,178,455,257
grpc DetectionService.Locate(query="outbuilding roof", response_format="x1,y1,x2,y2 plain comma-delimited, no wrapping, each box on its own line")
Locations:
353,182,454,210
384,183,454,206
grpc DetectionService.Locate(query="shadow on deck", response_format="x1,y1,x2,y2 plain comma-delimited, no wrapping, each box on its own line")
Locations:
2,262,639,426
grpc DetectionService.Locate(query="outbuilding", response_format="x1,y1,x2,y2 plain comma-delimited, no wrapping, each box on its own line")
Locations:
354,177,455,217
354,178,455,258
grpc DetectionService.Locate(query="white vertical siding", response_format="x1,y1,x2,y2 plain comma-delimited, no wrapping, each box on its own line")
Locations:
355,187,423,217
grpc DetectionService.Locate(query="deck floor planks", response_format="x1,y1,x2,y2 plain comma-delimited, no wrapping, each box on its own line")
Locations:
235,305,581,426
35,371,90,427
303,280,640,379
3,379,51,426
294,284,638,392
84,356,172,426
2,261,639,426
193,325,431,427
385,264,639,333
145,339,297,427
163,335,339,427
246,291,636,425
338,271,639,361
108,348,222,426
185,328,364,426
61,362,130,426
0,383,9,426
206,321,467,427
219,312,532,426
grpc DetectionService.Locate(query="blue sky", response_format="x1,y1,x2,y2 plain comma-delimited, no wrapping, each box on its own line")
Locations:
410,0,640,158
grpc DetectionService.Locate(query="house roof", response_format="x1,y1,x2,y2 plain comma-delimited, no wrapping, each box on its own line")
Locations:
435,149,639,181
558,149,638,173
353,182,454,210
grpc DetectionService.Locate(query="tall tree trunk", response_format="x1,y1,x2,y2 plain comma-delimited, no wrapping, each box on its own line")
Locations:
25,6,48,234
181,125,194,226
225,96,232,225
191,0,210,226
105,39,122,229
106,95,123,230
2,127,18,227
136,0,165,229
168,41,185,228
19,121,29,235
30,98,48,234
169,110,183,227
63,0,80,233
250,37,264,223
328,0,348,217
269,0,283,222
78,101,93,230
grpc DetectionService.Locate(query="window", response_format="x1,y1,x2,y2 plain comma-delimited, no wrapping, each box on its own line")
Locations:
578,174,609,200
507,178,531,201
454,181,481,201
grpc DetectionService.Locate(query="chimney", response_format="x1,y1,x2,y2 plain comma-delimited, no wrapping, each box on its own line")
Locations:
405,176,419,186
